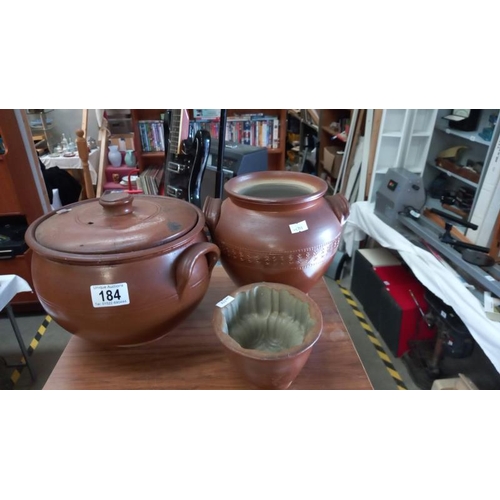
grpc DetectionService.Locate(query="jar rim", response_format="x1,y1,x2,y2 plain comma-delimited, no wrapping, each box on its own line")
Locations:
224,171,327,205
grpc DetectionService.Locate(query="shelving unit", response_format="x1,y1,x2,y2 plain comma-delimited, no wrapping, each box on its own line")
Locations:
317,109,353,182
226,109,287,170
194,110,287,168
367,109,500,243
95,128,137,194
367,109,437,202
429,163,479,189
286,110,319,171
131,109,288,175
422,109,500,233
131,109,165,174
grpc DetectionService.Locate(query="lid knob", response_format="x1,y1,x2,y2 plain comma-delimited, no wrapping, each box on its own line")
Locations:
99,191,134,216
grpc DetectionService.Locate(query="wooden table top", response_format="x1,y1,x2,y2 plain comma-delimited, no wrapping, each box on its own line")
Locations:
43,267,372,390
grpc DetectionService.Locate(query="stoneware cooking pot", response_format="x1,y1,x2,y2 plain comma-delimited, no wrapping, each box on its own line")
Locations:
203,171,342,293
212,281,323,389
25,192,220,346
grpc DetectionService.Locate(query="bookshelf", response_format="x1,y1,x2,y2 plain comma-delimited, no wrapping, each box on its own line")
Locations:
228,109,287,170
286,110,319,172
131,109,165,173
131,109,288,176
190,109,287,170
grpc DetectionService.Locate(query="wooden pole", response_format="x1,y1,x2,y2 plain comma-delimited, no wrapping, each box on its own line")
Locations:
357,109,374,202
81,109,89,139
334,109,359,195
76,129,95,199
339,109,365,196
96,124,110,197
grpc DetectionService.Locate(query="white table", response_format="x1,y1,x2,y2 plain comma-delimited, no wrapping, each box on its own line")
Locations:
343,201,500,374
40,147,100,185
0,275,36,381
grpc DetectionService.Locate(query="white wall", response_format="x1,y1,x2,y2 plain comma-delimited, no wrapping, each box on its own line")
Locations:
50,109,100,146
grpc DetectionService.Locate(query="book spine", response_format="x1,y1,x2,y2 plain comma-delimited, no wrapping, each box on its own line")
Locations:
146,122,155,152
272,117,280,149
154,121,162,151
157,121,165,152
139,122,149,152
243,120,251,145
151,122,158,152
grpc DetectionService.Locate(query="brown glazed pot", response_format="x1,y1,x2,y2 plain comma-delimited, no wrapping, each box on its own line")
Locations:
213,282,323,389
203,171,342,293
24,192,220,347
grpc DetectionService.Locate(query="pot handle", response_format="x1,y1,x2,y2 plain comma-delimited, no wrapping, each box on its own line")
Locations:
202,196,222,236
99,191,134,216
324,193,350,223
175,242,220,298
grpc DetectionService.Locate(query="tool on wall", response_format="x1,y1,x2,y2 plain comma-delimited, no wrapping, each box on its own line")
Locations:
429,208,491,254
425,208,500,282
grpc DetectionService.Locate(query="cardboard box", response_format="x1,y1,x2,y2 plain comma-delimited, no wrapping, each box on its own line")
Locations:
431,373,478,390
109,133,135,151
107,110,133,134
323,146,343,177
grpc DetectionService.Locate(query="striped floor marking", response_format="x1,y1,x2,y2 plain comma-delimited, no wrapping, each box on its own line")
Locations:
9,315,52,387
338,283,408,390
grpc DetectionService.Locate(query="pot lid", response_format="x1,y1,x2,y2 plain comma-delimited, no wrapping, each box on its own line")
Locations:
33,192,200,254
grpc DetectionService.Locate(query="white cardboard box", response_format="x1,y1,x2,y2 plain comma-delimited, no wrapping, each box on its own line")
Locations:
323,146,343,178
431,373,478,390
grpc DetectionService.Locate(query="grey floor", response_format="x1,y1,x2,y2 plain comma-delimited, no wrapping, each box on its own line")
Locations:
324,272,421,390
0,267,424,391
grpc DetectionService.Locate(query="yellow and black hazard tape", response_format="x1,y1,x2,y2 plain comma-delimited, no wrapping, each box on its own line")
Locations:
9,315,52,387
337,284,407,390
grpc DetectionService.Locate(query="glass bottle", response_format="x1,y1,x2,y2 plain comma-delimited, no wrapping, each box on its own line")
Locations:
61,133,69,152
67,137,76,153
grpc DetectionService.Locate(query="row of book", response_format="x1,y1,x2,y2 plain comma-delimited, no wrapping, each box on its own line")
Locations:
138,120,165,152
138,165,164,195
189,115,280,149
137,114,281,153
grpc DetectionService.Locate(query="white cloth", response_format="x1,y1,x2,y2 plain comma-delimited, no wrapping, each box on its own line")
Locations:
343,201,500,373
41,147,100,184
0,275,33,311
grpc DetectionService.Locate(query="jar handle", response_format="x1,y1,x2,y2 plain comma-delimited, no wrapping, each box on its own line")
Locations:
175,242,220,298
202,196,222,236
99,191,134,216
324,193,350,223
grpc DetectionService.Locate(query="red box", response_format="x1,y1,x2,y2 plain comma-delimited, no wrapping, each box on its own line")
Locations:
374,266,436,357
374,265,418,287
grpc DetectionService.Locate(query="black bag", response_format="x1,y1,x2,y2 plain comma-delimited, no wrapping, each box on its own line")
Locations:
43,166,82,206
